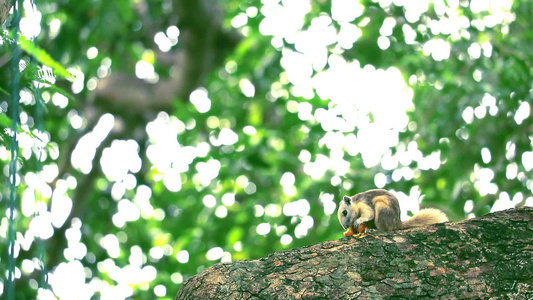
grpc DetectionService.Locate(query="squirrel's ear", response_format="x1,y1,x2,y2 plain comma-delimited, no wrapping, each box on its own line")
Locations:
343,196,351,204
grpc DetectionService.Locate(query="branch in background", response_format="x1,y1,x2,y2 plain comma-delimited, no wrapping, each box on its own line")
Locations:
0,0,12,25
94,0,242,114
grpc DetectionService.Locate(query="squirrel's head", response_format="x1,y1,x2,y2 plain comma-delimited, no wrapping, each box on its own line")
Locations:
337,195,357,230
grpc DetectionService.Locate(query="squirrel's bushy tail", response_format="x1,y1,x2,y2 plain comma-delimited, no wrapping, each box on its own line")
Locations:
400,208,448,229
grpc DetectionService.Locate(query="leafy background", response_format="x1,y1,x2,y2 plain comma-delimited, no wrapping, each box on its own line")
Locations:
1,0,532,299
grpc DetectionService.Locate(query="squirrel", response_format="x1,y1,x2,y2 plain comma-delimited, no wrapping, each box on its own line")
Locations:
337,189,448,235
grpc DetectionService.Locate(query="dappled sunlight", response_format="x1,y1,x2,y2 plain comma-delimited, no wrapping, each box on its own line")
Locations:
101,234,120,259
423,39,451,61
19,0,41,39
101,140,142,182
293,15,336,71
47,18,61,39
22,175,51,217
135,60,156,82
86,46,98,60
256,222,271,235
280,234,292,245
69,67,85,94
71,113,114,174
522,152,533,172
28,212,54,240
50,179,74,228
202,195,216,208
216,128,239,146
472,165,498,196
134,185,155,218
283,199,310,217
265,204,282,218
195,160,221,187
303,154,331,179
231,12,249,29
206,246,231,262
190,87,212,113
280,172,296,196
48,261,91,299
259,0,310,46
222,193,236,206
239,78,255,98
2,0,532,298
514,101,530,125
176,250,189,264
154,27,179,53
64,220,87,261
311,61,413,168
294,215,314,238
491,191,528,213
319,193,336,215
146,112,199,191
215,205,228,218
332,0,364,23
235,174,256,194
112,199,141,227
392,187,423,222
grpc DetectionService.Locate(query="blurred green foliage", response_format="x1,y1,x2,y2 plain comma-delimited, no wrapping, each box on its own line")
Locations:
0,0,532,299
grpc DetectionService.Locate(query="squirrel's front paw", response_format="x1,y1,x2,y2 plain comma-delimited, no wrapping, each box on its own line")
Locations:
343,225,356,236
343,223,367,236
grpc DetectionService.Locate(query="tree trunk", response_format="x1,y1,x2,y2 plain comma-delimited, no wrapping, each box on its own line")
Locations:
175,207,533,299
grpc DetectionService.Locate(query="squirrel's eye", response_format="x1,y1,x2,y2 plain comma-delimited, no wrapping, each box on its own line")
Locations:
342,210,347,217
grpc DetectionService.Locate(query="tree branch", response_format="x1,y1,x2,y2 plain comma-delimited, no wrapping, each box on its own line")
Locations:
175,207,533,299
94,0,241,114
0,0,11,25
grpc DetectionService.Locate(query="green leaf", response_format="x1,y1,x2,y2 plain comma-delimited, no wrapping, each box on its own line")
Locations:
33,78,77,101
19,35,75,79
0,86,9,96
0,113,12,127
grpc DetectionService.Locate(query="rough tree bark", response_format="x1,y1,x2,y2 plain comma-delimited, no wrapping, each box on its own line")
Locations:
175,207,533,299
0,0,11,25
